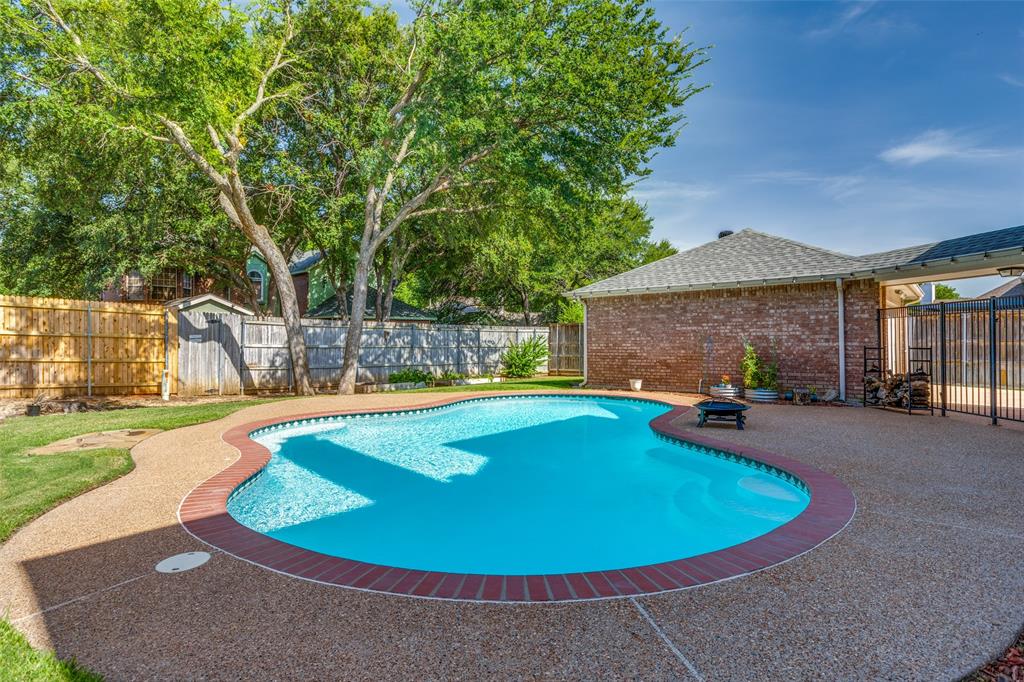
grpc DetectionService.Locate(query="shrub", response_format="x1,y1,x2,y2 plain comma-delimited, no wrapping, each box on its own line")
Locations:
438,370,466,381
500,336,548,378
556,300,585,324
740,341,762,389
740,340,779,390
388,368,431,384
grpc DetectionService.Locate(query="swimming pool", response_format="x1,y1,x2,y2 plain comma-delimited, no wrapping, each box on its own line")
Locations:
226,395,810,575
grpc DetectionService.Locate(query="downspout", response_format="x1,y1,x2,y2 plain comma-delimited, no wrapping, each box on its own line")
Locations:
581,299,588,386
836,278,846,401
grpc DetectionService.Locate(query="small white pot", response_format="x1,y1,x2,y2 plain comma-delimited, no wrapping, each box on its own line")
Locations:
629,378,643,392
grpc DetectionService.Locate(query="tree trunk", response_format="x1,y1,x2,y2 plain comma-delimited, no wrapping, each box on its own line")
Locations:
255,236,316,396
373,264,385,322
338,255,371,394
381,241,408,322
521,290,532,325
226,194,314,396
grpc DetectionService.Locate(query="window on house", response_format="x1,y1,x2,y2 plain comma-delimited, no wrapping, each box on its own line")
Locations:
182,273,194,297
125,271,145,301
150,270,177,301
248,270,265,303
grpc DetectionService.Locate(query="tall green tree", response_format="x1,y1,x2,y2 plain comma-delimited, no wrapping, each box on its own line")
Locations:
4,0,705,394
286,0,705,392
3,0,318,393
409,195,674,323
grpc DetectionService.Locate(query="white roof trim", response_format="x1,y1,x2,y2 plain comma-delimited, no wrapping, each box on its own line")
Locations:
164,293,255,316
571,245,1024,299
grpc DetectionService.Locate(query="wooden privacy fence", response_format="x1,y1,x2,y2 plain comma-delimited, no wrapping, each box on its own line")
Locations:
177,312,549,396
0,294,175,398
547,323,582,376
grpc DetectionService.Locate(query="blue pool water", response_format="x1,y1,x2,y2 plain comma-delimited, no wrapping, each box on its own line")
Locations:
228,396,809,574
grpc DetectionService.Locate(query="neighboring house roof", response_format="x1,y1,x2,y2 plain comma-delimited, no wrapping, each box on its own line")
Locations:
164,293,254,316
247,249,325,275
978,277,1024,299
570,225,1024,298
306,286,435,321
288,251,324,275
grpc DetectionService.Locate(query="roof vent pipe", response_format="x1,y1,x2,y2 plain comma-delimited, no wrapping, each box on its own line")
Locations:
717,230,735,239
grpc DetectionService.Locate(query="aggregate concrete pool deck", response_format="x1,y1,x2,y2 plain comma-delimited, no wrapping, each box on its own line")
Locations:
1,390,1022,681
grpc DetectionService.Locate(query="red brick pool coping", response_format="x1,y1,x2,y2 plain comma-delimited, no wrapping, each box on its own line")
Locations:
178,393,856,603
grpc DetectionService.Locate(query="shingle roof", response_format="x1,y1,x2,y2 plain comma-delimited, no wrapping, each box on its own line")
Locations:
571,225,1024,298
978,277,1024,299
288,251,323,275
306,286,435,321
857,225,1024,268
570,229,865,296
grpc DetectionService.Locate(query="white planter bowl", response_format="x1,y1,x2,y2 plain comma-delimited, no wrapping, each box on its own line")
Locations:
748,388,779,402
629,379,643,391
709,385,744,399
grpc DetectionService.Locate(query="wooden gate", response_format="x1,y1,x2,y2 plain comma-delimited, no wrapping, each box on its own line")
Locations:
547,323,582,376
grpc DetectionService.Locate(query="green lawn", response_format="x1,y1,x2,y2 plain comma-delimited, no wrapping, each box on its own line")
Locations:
401,375,584,393
0,400,275,543
0,398,280,682
0,620,102,682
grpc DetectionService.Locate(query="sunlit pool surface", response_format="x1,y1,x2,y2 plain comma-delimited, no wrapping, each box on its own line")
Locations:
227,396,809,574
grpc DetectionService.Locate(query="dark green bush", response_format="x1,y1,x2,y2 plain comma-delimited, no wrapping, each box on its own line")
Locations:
388,368,432,384
500,336,548,378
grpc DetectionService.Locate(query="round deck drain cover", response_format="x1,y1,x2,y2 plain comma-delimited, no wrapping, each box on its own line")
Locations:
156,551,210,574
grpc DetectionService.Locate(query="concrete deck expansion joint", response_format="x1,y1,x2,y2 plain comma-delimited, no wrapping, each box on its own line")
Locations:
1,390,1021,680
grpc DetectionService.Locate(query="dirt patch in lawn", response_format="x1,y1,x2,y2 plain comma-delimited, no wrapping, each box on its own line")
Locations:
28,429,163,455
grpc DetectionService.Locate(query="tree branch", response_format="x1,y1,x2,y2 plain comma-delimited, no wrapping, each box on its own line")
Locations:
406,203,500,219
232,10,296,139
158,116,228,190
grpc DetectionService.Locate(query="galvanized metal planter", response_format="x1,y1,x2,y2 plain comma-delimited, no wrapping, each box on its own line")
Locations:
748,388,779,402
709,385,744,399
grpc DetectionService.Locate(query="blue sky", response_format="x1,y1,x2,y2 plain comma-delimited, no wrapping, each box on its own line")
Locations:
640,1,1023,296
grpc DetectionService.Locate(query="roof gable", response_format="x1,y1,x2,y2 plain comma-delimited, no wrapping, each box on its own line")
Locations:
571,224,1024,298
570,229,865,296
305,286,435,321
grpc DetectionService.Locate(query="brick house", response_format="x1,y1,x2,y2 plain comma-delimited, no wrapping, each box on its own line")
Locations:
570,225,1024,400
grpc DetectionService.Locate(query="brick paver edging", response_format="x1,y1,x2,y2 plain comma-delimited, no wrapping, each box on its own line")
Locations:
178,393,856,603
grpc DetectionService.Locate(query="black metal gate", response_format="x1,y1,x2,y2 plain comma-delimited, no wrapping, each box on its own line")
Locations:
874,295,1024,423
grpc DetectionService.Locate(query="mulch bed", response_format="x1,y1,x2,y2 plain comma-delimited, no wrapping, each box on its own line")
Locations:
965,627,1024,681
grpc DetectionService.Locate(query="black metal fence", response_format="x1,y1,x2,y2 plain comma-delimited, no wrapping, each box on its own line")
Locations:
876,295,1024,424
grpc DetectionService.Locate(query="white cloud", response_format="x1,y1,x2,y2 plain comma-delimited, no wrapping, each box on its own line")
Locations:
630,180,717,203
804,1,921,41
805,1,876,39
740,170,866,201
879,129,1020,165
999,74,1024,89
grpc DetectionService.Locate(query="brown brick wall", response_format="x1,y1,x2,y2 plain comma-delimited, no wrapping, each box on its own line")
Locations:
584,279,879,399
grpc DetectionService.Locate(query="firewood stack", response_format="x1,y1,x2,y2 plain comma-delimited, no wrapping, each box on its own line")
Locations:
864,368,931,409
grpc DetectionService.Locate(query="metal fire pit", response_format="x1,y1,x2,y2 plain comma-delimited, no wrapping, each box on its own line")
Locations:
695,398,750,430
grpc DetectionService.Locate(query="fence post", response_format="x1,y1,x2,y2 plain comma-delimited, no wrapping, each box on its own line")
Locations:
86,302,93,397
477,327,483,376
989,297,998,425
239,317,246,395
939,302,947,417
875,307,882,353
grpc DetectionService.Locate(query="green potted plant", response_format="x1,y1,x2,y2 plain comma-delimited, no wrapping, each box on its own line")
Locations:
742,341,780,402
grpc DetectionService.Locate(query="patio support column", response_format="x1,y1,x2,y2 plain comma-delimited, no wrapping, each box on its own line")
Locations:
836,278,846,401
581,299,588,385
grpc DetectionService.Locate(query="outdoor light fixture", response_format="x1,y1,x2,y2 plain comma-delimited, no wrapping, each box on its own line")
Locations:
996,266,1024,278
